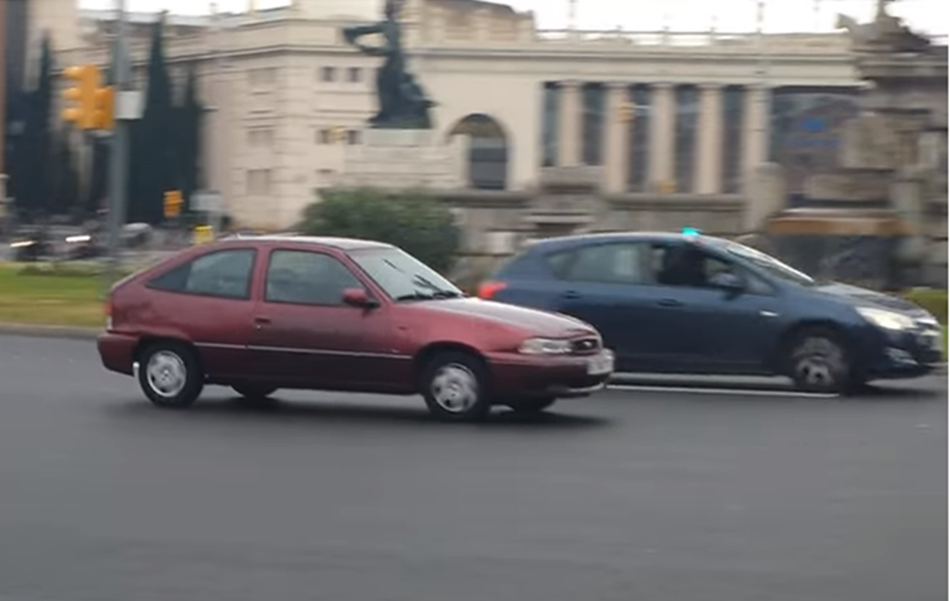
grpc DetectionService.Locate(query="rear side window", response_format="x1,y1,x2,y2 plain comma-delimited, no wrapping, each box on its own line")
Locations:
550,243,650,285
147,249,257,300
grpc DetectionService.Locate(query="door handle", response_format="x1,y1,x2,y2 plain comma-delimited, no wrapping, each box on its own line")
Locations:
253,316,271,329
560,290,582,300
657,298,682,308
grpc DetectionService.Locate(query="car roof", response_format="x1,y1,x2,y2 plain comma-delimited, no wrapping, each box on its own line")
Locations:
215,234,395,251
524,231,720,253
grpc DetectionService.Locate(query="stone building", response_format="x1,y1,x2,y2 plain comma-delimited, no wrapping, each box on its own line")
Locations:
24,0,948,281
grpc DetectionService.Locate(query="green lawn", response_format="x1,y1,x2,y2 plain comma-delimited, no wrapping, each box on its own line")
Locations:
0,264,110,328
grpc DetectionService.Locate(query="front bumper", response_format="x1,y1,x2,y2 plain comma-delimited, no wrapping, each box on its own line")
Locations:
856,323,943,380
486,349,614,399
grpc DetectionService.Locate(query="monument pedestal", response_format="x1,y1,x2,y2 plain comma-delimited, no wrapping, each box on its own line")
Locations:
336,129,465,190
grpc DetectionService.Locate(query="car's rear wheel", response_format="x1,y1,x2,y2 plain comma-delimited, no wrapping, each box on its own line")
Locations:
421,351,491,422
785,329,856,394
232,384,278,401
138,341,203,408
507,397,558,414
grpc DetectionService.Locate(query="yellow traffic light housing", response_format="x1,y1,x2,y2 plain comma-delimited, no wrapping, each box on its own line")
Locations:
93,86,115,131
62,65,102,129
164,190,184,219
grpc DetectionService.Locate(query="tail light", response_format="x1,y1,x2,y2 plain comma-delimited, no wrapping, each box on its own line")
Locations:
104,295,113,330
478,280,507,300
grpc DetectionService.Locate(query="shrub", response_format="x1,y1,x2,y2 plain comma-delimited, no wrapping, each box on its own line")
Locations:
903,288,948,325
300,188,460,273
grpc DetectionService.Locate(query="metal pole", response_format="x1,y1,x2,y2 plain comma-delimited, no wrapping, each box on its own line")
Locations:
105,0,130,293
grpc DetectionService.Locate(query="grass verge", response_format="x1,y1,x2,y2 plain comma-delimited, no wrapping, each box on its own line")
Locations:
0,263,110,328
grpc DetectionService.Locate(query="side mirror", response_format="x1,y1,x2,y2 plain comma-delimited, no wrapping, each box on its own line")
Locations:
342,287,377,308
710,272,745,294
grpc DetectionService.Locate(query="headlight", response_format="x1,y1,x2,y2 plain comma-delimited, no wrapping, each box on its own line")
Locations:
518,337,573,355
857,307,914,331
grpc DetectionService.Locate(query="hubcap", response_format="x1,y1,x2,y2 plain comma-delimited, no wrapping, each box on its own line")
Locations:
146,351,188,399
431,363,479,413
794,337,843,389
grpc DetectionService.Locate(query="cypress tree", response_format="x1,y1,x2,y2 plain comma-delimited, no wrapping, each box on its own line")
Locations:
177,64,203,214
128,13,173,224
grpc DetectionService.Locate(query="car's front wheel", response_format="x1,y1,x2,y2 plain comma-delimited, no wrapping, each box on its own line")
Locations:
785,329,857,394
507,397,558,414
138,341,204,408
421,351,491,422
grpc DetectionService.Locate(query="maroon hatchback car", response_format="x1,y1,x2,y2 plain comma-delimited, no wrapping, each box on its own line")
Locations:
97,236,615,421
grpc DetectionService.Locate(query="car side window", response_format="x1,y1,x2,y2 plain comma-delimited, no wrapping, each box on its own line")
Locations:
561,243,649,285
265,249,363,306
147,249,256,300
650,243,734,289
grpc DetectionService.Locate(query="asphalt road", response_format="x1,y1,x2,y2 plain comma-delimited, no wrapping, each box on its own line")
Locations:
0,335,945,601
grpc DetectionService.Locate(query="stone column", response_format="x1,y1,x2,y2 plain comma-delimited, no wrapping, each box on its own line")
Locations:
649,82,675,191
696,83,724,195
741,84,772,194
603,83,630,193
558,80,582,167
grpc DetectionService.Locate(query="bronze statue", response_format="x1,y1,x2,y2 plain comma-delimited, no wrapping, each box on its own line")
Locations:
342,0,435,129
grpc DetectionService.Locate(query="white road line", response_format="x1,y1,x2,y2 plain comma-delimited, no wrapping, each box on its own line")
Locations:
608,384,839,399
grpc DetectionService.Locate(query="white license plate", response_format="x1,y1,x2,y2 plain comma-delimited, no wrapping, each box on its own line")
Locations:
587,351,615,376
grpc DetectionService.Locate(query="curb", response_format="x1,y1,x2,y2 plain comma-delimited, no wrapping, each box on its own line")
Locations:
0,323,101,340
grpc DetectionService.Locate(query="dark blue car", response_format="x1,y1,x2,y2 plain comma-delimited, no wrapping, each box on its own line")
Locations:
478,232,943,393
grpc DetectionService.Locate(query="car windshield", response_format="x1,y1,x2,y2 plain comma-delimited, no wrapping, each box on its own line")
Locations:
348,247,464,302
710,239,816,287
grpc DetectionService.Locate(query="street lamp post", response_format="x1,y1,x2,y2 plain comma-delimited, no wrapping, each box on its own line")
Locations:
104,0,131,294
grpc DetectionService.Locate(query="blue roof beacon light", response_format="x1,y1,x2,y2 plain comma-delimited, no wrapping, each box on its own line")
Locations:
681,227,701,236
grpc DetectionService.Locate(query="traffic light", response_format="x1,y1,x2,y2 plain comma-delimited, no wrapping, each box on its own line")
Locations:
62,65,102,129
93,86,115,131
164,190,184,219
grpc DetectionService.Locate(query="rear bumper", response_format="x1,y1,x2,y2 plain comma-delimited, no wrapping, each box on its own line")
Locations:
486,349,614,399
97,331,139,376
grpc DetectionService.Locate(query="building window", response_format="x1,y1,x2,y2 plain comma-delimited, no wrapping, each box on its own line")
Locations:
721,86,745,194
347,67,361,83
627,84,651,192
321,66,336,82
317,129,331,144
247,127,274,148
247,169,272,195
541,82,560,167
346,130,361,145
673,85,700,193
581,83,606,166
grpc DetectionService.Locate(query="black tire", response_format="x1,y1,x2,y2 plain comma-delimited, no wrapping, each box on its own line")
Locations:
420,351,492,422
137,341,204,408
507,397,558,414
231,384,278,401
785,328,856,394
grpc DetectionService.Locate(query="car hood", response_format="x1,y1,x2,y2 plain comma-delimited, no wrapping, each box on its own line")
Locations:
814,282,931,318
415,298,597,338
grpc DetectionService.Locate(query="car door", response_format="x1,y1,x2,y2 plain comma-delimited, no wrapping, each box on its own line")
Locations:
546,241,674,371
248,248,399,389
646,240,785,373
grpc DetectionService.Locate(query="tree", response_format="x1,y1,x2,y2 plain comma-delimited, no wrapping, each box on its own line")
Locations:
300,188,460,273
127,14,174,224
10,34,54,220
49,131,80,217
175,63,203,214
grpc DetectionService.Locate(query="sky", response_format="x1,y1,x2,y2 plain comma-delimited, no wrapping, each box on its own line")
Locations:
78,0,948,36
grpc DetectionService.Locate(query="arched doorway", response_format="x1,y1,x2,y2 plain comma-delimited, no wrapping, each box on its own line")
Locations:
447,114,508,190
